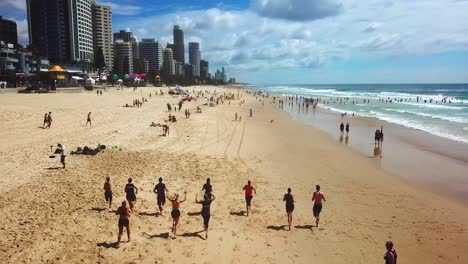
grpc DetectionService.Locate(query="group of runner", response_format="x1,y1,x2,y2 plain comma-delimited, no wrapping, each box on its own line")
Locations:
104,176,328,247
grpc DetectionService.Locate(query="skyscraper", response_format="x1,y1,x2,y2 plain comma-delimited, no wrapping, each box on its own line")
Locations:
27,0,94,64
188,42,200,77
162,48,175,75
173,25,184,64
200,60,209,79
113,30,134,43
113,39,133,76
0,16,18,47
92,3,113,69
139,39,163,73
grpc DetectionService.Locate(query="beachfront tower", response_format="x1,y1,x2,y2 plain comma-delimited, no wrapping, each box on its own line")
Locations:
173,25,185,64
139,39,163,74
0,16,18,47
113,39,133,76
189,42,200,77
162,48,176,76
27,0,94,65
92,2,113,70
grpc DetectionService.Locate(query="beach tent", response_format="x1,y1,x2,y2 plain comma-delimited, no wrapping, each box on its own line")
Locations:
86,77,95,85
175,85,184,94
71,76,84,80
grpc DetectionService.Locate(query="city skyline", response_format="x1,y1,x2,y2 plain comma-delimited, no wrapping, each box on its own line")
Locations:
2,0,468,84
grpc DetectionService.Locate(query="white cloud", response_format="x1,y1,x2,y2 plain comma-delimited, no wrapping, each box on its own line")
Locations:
112,0,468,80
251,0,343,21
0,0,26,12
364,22,382,32
99,1,143,16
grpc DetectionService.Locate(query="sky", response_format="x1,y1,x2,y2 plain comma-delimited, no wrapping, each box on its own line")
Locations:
2,0,468,84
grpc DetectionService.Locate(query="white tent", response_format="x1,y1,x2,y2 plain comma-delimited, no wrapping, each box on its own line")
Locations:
117,79,123,83
85,77,95,85
71,76,84,80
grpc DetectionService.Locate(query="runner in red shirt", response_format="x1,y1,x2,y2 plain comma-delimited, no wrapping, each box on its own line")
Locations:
242,180,257,216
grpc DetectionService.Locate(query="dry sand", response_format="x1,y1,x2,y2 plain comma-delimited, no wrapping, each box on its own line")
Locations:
0,85,467,263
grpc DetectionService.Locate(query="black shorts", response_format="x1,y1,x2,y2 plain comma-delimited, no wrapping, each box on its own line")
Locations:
105,191,112,202
126,195,136,202
157,196,166,207
245,195,253,206
286,204,294,213
171,209,181,219
313,204,322,217
60,155,66,163
118,219,129,227
202,213,210,228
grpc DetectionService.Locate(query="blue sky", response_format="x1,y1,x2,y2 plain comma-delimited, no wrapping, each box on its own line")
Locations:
2,0,468,84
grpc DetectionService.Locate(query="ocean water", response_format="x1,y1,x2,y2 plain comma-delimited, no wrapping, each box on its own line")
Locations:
249,84,468,143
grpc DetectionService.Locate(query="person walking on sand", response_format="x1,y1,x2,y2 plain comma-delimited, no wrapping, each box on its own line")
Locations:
125,178,138,212
384,241,397,264
243,180,256,216
57,144,66,168
312,185,326,227
283,188,295,231
235,112,238,121
202,178,213,195
345,123,350,135
116,201,131,248
340,122,344,134
153,177,168,215
42,113,48,128
167,191,187,238
47,112,53,128
86,112,92,126
196,193,216,239
104,177,113,208
249,108,253,117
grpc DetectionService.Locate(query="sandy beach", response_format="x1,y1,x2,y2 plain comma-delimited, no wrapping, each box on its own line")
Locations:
0,85,467,264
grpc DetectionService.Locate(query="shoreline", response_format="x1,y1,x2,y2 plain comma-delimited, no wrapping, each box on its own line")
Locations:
247,87,468,205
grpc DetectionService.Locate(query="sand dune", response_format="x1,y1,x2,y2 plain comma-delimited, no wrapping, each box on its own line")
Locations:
0,86,467,263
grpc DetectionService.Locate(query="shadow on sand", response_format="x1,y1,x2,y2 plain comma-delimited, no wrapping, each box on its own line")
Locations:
187,211,201,216
294,224,315,230
144,232,169,239
45,167,61,170
180,230,205,240
89,207,107,213
267,225,288,231
139,211,159,217
97,242,118,249
229,211,246,217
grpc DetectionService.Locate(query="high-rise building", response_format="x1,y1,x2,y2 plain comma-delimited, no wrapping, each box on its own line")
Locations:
162,48,175,75
113,30,134,43
188,42,200,77
175,62,184,76
27,0,94,64
0,16,18,47
200,60,209,79
173,25,184,64
70,0,94,62
139,39,163,73
113,39,133,76
92,3,113,70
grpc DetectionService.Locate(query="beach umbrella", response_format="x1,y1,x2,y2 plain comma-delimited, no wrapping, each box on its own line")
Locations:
48,65,68,80
117,79,123,83
124,74,130,80
112,74,118,80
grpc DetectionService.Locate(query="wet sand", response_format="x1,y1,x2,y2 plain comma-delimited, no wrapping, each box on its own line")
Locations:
282,103,468,203
0,86,467,263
